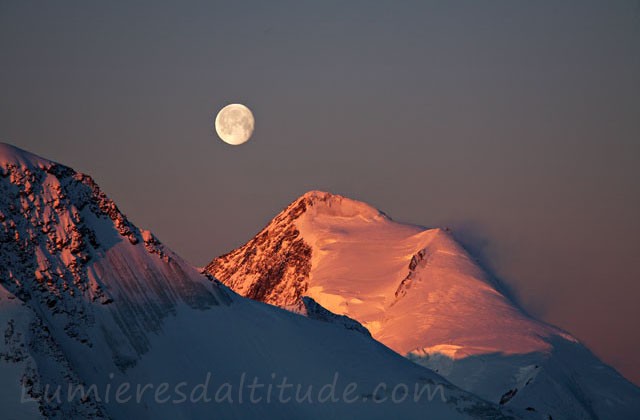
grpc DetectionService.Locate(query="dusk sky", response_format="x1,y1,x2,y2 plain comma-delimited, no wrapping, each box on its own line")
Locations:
2,1,639,384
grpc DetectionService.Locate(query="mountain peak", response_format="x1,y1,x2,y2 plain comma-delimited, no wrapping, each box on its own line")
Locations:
0,142,55,169
284,190,388,222
298,189,334,201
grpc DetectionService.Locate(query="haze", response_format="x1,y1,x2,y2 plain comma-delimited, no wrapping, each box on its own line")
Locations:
1,1,639,384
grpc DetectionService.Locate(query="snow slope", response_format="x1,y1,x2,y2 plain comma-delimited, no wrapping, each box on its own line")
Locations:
206,190,640,419
0,143,511,419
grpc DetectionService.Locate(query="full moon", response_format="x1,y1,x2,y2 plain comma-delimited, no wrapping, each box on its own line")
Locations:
214,103,255,145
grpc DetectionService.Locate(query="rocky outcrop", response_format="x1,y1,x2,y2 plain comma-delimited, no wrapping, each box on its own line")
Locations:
205,193,318,307
287,296,371,336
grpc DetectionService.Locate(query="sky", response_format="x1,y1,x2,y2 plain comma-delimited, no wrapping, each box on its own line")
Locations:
1,0,639,384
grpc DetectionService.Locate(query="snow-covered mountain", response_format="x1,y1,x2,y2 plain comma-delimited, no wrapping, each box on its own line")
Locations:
206,190,640,419
0,143,513,419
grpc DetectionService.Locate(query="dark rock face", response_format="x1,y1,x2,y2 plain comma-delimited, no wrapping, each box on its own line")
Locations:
205,195,313,307
297,297,371,337
2,161,111,343
0,157,171,346
499,388,518,405
394,248,430,300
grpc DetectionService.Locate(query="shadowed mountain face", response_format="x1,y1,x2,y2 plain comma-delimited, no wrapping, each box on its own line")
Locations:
0,143,510,419
206,190,640,419
0,143,225,361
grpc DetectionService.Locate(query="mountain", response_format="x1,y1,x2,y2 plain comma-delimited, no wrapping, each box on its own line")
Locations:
206,190,640,419
0,143,515,419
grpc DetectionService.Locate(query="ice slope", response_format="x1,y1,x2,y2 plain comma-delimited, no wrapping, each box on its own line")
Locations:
0,143,510,419
206,190,640,419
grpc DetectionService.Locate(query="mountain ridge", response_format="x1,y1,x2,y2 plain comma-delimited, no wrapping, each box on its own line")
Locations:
0,143,508,419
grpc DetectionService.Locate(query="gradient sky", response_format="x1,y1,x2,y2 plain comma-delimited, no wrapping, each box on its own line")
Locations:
1,1,639,384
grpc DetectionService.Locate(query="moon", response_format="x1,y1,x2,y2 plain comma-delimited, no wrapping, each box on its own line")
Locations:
214,103,255,145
